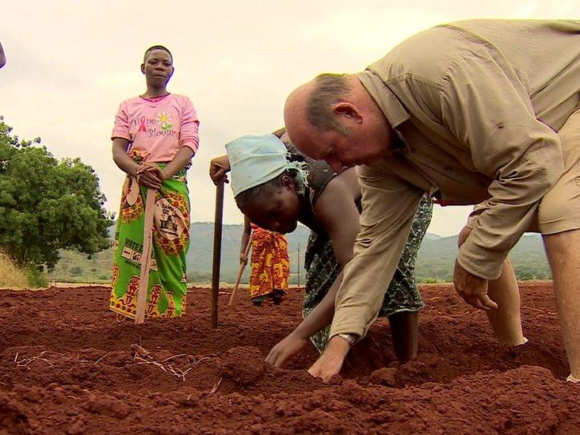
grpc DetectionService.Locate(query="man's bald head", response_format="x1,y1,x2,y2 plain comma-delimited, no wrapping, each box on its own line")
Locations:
285,74,352,141
284,72,394,171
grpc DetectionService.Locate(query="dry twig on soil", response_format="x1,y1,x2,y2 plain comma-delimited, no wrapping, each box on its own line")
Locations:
210,377,222,394
94,352,112,365
130,344,202,382
14,351,54,369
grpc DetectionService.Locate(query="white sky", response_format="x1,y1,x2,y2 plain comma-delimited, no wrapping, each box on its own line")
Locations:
1,0,578,236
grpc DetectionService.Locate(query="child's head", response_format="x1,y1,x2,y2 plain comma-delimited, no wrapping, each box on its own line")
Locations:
226,134,304,234
141,45,174,88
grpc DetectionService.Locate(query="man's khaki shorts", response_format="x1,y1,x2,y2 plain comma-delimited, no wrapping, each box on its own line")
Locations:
467,107,580,235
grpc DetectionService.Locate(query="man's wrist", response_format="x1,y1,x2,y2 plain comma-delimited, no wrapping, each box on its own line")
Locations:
326,335,354,358
337,333,358,347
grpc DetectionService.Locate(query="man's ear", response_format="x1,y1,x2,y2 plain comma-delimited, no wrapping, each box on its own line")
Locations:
140,63,145,74
333,102,363,123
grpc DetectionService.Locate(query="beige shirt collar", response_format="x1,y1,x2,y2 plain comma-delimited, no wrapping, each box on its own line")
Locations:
355,70,409,129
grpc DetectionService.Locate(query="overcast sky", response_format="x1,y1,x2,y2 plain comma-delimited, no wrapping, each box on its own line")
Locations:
1,0,578,236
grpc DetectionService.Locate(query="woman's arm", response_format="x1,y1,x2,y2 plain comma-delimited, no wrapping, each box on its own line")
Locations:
112,138,139,175
158,147,195,180
265,169,361,366
314,168,361,267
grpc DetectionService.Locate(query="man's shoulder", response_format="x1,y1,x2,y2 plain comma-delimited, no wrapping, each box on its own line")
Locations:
367,24,474,87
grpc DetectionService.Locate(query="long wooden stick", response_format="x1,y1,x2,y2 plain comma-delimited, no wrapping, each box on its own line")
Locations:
135,188,156,325
211,179,225,329
229,237,252,306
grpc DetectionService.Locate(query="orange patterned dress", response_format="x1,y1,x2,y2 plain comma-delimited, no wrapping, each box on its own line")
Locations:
249,224,290,301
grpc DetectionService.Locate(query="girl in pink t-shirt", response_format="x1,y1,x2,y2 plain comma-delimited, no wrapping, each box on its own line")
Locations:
109,45,199,320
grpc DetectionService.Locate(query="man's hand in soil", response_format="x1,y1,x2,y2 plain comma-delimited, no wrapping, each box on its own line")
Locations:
453,260,498,311
308,336,350,383
265,331,309,367
136,163,163,190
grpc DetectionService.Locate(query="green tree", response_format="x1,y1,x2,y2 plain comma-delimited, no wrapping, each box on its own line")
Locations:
0,117,112,268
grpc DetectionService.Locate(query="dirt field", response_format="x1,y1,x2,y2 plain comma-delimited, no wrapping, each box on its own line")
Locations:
0,282,578,434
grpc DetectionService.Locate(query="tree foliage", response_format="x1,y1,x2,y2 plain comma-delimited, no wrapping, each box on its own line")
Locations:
0,117,112,268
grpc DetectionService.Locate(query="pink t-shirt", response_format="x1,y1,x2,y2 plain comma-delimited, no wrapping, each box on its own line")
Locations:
112,93,200,163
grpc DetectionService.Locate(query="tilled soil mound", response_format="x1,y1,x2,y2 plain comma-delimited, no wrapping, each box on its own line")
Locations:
0,282,578,433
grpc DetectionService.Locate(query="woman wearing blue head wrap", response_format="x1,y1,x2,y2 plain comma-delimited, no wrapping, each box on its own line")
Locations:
210,129,432,366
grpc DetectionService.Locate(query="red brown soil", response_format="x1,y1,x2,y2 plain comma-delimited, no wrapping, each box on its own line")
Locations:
0,282,579,433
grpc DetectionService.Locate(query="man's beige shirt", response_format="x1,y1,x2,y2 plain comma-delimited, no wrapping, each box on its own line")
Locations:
332,20,580,339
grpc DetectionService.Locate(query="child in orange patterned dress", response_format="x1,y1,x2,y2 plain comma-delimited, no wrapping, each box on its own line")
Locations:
240,216,289,306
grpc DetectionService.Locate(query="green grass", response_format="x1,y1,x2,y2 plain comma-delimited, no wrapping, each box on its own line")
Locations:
0,250,35,288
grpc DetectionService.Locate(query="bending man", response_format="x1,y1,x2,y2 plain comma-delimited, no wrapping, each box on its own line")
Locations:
284,20,580,381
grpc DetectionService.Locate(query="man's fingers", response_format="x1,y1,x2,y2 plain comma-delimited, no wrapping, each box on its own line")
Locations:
470,295,485,310
308,362,335,383
456,280,496,310
479,294,498,310
457,291,496,311
463,294,483,310
307,367,318,378
308,360,323,379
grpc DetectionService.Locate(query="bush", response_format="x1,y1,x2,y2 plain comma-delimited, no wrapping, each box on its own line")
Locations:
26,266,48,288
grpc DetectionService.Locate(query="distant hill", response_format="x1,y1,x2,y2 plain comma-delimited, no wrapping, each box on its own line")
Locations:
49,223,551,284
186,222,311,284
50,223,311,285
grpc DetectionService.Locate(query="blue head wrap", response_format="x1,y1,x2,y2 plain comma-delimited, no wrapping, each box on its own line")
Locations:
226,134,308,197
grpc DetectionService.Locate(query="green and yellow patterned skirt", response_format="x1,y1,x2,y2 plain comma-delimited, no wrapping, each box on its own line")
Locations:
110,168,190,319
